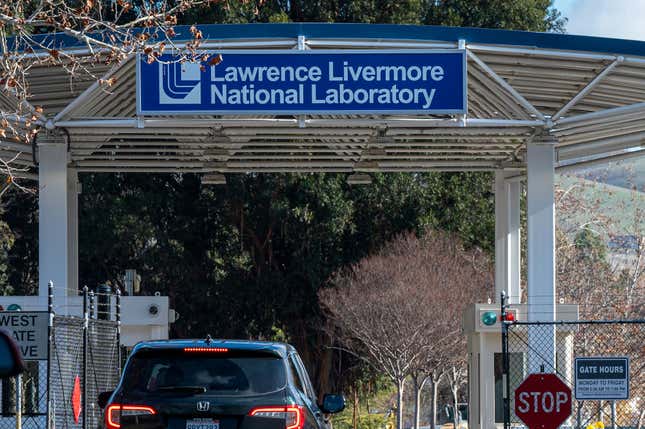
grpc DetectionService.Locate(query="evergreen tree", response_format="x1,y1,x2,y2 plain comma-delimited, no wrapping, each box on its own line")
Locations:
1,0,566,394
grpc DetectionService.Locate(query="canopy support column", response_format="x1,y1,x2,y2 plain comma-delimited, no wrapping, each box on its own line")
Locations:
67,168,79,299
494,171,521,304
526,135,556,373
38,134,77,312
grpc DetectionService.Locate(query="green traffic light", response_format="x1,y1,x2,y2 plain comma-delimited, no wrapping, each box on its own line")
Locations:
481,311,497,326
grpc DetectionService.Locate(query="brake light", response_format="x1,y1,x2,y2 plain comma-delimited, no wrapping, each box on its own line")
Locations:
105,404,156,429
183,347,229,353
249,406,305,429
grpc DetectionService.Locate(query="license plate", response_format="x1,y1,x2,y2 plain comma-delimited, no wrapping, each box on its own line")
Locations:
186,418,220,429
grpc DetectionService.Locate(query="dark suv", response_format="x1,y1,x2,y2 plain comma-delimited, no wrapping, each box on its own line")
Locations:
99,338,345,429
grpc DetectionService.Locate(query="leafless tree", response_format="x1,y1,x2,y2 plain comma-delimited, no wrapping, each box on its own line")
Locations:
0,0,218,190
320,230,490,429
444,354,468,429
555,167,644,427
556,167,643,318
411,317,473,429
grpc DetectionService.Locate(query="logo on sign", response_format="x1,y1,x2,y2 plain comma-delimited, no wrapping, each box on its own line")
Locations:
160,62,201,104
196,401,210,412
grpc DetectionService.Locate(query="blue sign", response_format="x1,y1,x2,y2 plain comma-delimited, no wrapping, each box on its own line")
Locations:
137,50,466,115
575,357,629,400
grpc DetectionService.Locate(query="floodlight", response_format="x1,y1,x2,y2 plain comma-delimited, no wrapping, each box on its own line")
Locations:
365,147,387,157
202,173,227,185
347,173,372,185
353,160,379,171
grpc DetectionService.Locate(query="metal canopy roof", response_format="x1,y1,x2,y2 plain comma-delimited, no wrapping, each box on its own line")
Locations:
2,23,645,176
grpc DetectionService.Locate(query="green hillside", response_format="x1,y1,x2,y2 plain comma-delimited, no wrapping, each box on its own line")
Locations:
570,157,645,192
556,173,644,238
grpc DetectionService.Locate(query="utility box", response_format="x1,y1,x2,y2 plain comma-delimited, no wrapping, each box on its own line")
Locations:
462,303,579,429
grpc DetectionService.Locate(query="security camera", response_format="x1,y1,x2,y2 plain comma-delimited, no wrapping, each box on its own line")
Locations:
148,304,159,316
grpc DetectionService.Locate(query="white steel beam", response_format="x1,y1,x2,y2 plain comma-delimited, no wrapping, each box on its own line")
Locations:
557,132,645,159
467,50,546,121
551,58,623,122
0,140,34,153
555,101,645,126
526,135,557,373
55,118,545,128
553,111,645,137
467,44,617,61
306,40,457,49
508,178,521,305
468,66,531,119
556,122,645,146
494,171,509,304
557,147,644,172
67,169,79,300
52,56,135,123
38,135,72,312
494,171,521,304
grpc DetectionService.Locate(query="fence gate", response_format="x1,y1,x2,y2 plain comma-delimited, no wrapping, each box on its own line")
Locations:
0,286,122,429
502,319,644,429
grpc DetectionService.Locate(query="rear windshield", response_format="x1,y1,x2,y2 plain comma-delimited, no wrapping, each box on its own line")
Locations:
122,349,287,396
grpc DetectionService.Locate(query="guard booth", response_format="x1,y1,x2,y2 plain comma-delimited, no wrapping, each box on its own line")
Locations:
463,303,579,429
1,23,644,429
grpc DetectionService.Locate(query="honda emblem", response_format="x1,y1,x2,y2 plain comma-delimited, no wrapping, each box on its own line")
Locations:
196,401,210,412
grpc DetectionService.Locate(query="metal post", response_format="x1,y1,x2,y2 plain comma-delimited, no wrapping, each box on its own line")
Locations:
526,137,556,373
15,374,22,429
495,172,522,305
38,139,70,307
611,401,616,429
507,180,521,304
501,292,511,429
82,286,88,429
89,290,95,320
495,171,509,303
116,289,122,373
576,401,582,429
46,281,54,429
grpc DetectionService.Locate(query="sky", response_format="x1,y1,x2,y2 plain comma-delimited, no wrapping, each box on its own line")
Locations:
553,0,645,41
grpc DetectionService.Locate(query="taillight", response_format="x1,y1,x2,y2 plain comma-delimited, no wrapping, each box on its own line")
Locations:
105,404,156,429
249,405,305,429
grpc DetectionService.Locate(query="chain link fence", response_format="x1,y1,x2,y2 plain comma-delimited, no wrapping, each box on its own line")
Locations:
85,319,120,429
51,316,84,429
0,288,122,429
503,320,644,429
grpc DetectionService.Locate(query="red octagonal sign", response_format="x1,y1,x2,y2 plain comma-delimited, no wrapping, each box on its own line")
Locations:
515,373,572,429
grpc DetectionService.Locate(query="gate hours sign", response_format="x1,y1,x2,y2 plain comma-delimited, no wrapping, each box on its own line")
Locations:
515,373,572,429
575,357,629,400
0,312,48,360
137,50,466,115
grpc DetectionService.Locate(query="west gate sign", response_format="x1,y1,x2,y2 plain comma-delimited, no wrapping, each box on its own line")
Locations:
0,312,48,360
137,50,466,115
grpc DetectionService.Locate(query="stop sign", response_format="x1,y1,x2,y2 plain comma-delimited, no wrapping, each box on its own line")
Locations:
515,373,572,429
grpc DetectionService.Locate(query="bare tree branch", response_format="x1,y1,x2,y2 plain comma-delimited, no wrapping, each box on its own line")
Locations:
320,229,490,429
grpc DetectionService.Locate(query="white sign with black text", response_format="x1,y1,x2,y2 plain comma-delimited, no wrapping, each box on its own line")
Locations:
575,357,629,400
0,312,48,360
